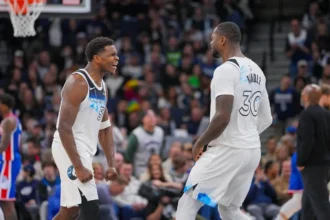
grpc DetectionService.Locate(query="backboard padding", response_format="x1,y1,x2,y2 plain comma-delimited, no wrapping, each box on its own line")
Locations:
0,0,95,17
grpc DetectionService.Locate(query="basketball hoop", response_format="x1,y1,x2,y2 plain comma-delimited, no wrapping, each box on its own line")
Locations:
5,0,46,37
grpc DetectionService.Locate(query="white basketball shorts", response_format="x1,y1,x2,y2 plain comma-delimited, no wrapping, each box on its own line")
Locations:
52,141,98,207
184,145,261,207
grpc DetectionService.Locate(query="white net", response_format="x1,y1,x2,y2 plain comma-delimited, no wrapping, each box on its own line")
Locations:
6,0,46,37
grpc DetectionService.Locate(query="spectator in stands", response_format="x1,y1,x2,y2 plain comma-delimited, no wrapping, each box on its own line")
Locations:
294,76,309,94
157,107,177,135
245,164,280,220
319,64,330,85
271,160,292,205
168,155,189,184
182,142,194,172
264,161,280,182
140,164,182,220
114,100,129,129
270,75,301,139
125,109,165,178
276,143,291,164
262,136,277,165
24,138,43,180
281,134,296,156
160,64,180,90
320,83,330,109
295,59,313,83
121,53,143,79
186,107,209,139
200,49,220,78
47,185,61,220
162,142,183,174
166,36,181,67
16,164,39,220
97,176,129,220
37,162,61,204
93,162,106,184
114,163,147,207
302,1,321,30
285,19,312,75
114,152,124,173
110,116,127,153
114,163,147,218
276,152,303,220
140,154,172,182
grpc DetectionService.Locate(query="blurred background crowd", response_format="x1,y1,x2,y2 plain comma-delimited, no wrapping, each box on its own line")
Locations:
0,0,330,219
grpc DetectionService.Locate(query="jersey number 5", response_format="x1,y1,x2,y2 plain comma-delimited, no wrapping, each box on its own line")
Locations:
239,90,261,116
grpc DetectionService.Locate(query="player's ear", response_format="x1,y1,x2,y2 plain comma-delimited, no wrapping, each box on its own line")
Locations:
220,36,226,46
93,54,101,64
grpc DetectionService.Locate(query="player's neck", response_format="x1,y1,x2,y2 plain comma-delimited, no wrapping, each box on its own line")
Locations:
84,63,104,86
222,46,244,62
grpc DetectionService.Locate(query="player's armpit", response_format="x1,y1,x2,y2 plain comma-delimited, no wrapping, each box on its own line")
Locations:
58,74,88,169
0,118,16,153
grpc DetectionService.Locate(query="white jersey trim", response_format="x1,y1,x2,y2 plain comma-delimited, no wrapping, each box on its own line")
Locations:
72,71,89,105
79,69,103,90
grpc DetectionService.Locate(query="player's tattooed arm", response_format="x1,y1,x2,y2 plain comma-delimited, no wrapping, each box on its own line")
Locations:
98,109,115,167
58,74,87,170
0,118,16,153
194,95,233,151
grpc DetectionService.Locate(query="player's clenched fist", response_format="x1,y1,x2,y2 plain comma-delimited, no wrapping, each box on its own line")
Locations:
106,167,118,181
75,166,93,183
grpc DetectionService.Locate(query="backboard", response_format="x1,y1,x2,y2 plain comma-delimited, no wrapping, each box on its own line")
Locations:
0,0,96,18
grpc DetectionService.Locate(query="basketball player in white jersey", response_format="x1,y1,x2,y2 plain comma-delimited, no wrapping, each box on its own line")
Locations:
176,22,273,220
51,37,119,220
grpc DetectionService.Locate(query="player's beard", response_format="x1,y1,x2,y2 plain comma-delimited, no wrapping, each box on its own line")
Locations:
324,105,330,110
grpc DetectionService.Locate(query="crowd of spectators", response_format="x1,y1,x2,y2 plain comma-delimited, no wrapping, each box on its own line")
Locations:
0,0,329,219
257,1,330,220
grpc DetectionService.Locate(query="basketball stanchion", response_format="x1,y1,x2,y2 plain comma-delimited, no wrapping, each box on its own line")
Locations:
5,0,46,37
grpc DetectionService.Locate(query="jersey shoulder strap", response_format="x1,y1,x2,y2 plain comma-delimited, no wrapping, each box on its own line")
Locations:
74,69,94,89
226,58,240,72
227,59,239,68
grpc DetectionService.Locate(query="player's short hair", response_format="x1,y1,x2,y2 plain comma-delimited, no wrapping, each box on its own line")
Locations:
0,93,15,109
85,37,114,62
215,22,241,44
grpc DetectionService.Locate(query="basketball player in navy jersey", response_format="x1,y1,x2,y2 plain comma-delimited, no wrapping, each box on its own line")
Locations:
0,93,22,220
52,37,119,220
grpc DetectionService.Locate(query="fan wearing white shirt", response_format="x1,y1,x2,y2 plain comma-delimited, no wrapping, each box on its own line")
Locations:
113,163,148,210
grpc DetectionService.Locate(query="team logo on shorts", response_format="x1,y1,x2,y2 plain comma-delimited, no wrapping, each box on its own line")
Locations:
67,165,77,180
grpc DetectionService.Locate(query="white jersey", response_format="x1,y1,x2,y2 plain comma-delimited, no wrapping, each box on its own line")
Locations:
209,57,272,148
53,69,107,155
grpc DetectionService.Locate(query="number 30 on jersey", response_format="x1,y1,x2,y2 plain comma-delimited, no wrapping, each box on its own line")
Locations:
239,90,261,116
